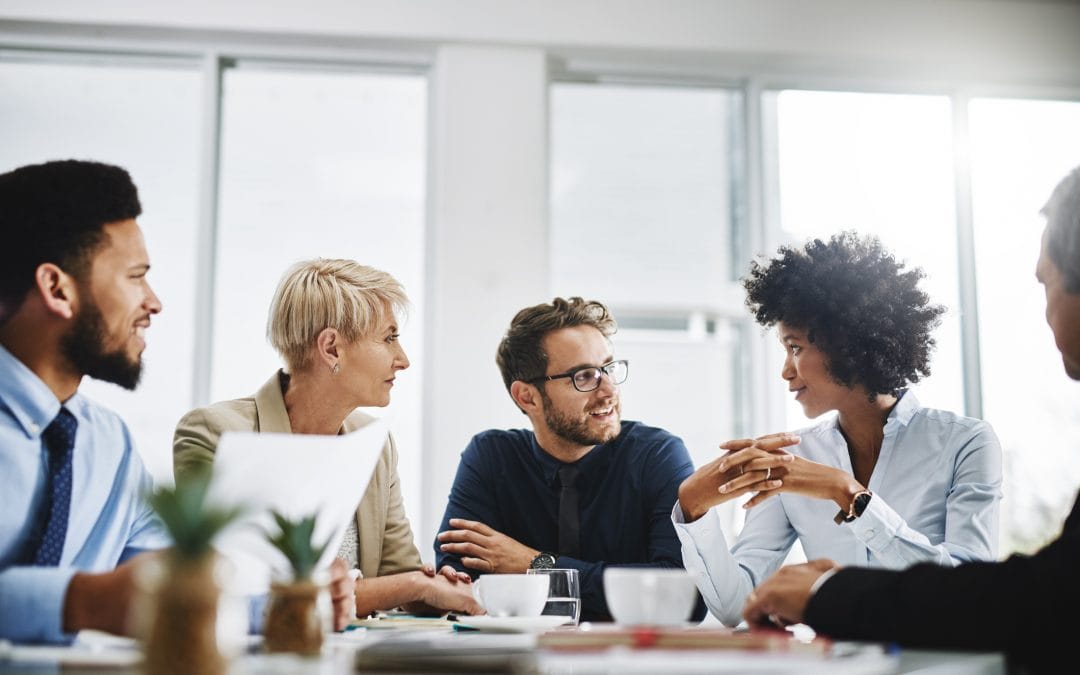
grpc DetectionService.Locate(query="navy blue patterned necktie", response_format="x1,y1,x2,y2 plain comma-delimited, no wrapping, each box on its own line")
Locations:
30,407,77,566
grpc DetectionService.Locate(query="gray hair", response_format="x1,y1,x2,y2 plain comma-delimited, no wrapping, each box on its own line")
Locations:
1043,165,1080,294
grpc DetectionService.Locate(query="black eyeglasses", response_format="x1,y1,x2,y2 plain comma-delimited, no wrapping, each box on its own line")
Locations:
529,359,629,393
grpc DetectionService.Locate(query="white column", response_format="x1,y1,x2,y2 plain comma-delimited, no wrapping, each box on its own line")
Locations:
420,45,549,554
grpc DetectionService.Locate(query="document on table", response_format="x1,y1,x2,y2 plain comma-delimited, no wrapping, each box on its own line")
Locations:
354,633,539,673
205,420,386,595
0,631,142,667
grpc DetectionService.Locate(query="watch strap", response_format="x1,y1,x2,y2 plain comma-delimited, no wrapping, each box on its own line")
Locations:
834,490,872,525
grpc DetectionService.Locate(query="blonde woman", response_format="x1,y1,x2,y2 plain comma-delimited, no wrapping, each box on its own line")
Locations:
174,258,481,617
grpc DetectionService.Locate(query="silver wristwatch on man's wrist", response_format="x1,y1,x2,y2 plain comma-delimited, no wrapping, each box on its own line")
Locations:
529,551,557,569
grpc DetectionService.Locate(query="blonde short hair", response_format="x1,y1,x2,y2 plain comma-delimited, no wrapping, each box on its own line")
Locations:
267,258,408,371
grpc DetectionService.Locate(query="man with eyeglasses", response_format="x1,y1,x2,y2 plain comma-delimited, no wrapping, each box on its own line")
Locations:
435,297,704,622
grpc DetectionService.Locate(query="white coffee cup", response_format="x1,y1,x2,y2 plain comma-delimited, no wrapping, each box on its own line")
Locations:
472,574,550,617
603,568,697,626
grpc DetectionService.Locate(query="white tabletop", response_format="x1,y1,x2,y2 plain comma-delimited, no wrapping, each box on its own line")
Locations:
0,628,1007,675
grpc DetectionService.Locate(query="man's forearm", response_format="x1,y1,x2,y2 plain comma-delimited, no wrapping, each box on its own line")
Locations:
64,567,136,636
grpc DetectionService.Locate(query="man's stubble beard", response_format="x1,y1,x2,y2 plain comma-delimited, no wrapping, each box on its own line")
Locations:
539,388,621,447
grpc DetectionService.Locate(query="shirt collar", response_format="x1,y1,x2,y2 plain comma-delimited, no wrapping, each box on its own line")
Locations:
529,426,620,486
0,343,63,439
887,389,919,427
819,389,919,435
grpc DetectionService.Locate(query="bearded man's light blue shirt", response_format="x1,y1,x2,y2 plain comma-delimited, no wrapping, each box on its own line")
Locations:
0,344,170,643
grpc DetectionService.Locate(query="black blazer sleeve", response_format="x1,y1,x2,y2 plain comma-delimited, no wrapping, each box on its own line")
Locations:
805,494,1080,672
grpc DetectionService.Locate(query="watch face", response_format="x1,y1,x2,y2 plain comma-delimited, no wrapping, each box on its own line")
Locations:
530,553,557,569
853,492,872,517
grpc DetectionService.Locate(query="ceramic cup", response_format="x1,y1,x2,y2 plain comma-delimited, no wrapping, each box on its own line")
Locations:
472,574,550,617
603,568,698,626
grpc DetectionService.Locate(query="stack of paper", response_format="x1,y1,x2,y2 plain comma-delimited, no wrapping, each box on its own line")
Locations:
204,421,387,596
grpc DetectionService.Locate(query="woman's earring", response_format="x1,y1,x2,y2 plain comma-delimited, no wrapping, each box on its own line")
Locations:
331,363,341,375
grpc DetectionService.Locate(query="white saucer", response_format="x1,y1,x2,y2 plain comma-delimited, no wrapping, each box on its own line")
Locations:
456,615,572,633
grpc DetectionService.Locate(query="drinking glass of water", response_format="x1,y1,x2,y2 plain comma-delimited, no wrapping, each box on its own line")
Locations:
526,568,580,625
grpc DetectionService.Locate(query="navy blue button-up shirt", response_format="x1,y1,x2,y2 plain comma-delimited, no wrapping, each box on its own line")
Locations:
436,420,703,621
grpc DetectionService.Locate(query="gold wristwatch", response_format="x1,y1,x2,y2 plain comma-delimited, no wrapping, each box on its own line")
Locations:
834,490,872,525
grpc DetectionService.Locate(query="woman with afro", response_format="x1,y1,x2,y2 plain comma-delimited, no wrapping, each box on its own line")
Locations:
674,232,1002,627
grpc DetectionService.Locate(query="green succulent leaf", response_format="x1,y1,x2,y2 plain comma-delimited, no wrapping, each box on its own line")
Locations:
265,510,332,581
147,468,244,562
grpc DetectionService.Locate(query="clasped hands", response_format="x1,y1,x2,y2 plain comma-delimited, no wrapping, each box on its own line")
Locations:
678,433,800,522
437,518,537,573
415,561,484,615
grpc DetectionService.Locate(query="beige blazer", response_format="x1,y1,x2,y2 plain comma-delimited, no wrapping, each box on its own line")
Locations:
173,370,423,579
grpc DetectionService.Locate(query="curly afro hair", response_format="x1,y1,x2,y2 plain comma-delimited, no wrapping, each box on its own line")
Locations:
743,231,945,400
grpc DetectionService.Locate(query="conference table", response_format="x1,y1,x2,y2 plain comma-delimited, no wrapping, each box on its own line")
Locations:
0,619,1007,674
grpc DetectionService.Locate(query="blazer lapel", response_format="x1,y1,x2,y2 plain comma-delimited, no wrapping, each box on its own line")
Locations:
253,370,293,434
342,411,384,578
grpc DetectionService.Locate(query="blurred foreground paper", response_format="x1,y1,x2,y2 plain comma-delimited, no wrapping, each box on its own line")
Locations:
205,419,386,595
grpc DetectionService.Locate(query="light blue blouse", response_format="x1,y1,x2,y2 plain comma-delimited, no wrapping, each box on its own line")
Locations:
673,391,1003,626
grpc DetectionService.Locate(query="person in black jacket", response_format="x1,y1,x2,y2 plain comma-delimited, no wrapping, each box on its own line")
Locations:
742,164,1080,673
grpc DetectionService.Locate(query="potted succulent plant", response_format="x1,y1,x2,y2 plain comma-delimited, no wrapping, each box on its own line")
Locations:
262,510,333,655
141,470,243,675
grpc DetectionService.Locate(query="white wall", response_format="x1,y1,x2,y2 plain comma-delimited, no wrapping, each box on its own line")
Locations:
423,45,549,553
3,1,1080,87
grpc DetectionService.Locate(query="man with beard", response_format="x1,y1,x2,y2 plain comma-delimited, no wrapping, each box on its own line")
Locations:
435,297,704,621
742,164,1080,674
0,160,352,643
0,160,167,643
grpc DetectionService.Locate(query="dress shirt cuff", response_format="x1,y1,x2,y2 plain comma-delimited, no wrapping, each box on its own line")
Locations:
0,566,79,643
671,500,720,531
809,567,839,597
671,500,690,525
553,555,588,573
845,496,901,551
671,501,729,556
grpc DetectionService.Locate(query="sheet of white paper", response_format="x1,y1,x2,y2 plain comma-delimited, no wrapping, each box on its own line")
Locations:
205,419,386,595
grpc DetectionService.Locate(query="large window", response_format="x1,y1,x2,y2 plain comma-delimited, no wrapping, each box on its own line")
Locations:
551,83,738,307
214,64,428,521
550,81,743,528
0,55,202,482
969,97,1080,553
767,90,965,430
0,53,428,522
